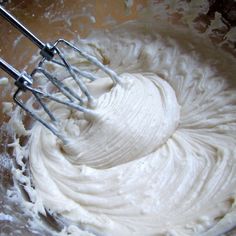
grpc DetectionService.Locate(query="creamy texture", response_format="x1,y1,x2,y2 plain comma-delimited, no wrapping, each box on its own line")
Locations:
14,23,236,235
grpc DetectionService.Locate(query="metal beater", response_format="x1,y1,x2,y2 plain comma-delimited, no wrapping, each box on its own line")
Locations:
0,6,120,141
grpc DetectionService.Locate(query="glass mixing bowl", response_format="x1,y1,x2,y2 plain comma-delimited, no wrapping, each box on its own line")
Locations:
0,0,235,235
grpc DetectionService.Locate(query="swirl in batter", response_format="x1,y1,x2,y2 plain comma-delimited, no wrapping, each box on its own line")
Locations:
20,23,236,235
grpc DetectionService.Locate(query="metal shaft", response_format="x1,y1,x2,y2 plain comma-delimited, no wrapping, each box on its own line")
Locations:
0,58,20,80
0,5,45,49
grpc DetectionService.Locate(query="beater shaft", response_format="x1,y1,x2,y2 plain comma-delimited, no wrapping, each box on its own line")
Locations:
0,5,54,60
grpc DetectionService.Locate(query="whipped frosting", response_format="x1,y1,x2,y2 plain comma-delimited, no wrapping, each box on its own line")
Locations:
12,22,236,236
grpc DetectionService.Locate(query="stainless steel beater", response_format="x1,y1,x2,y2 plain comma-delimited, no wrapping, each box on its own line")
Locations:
0,6,120,141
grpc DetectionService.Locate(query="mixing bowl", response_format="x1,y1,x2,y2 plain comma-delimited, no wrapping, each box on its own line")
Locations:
0,0,235,235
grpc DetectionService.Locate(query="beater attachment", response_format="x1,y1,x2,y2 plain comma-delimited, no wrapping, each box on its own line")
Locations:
0,6,120,141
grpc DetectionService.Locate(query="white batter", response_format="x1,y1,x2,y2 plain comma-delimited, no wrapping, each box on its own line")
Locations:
12,22,236,235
